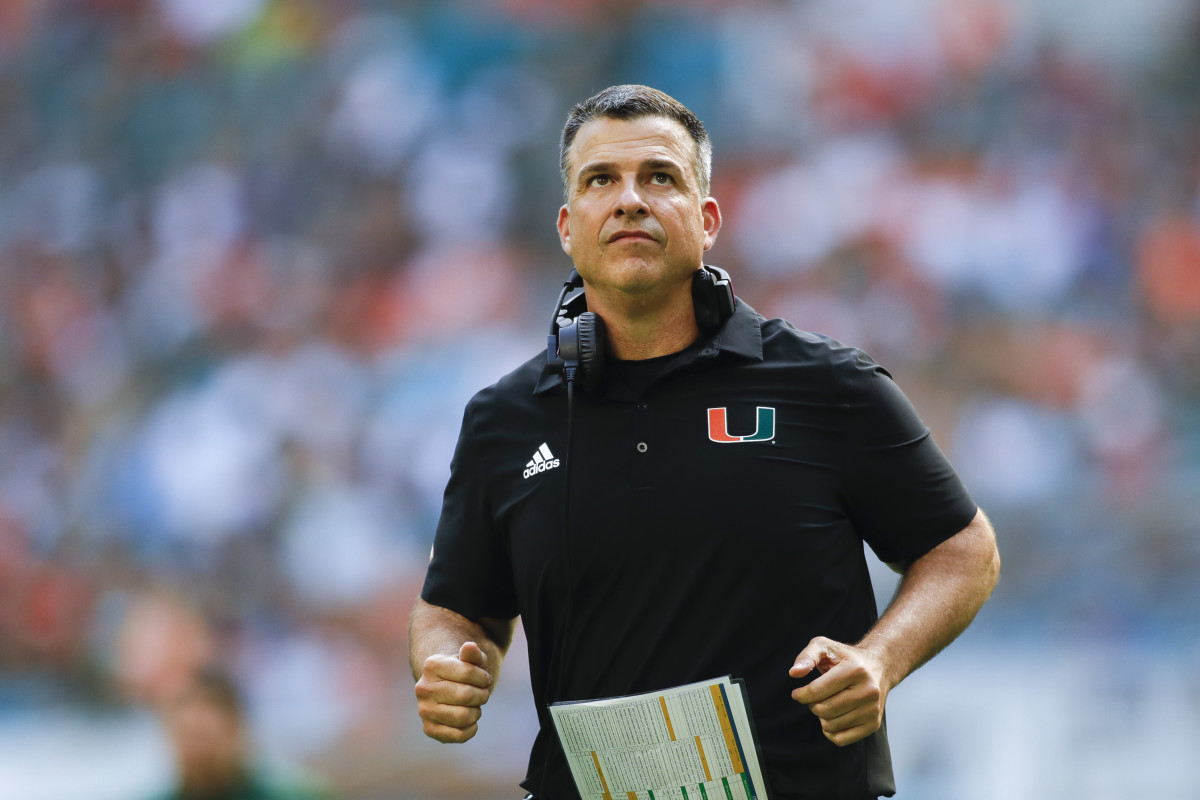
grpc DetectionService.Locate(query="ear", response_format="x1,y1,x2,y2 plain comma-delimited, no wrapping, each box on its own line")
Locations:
557,204,572,256
701,197,722,251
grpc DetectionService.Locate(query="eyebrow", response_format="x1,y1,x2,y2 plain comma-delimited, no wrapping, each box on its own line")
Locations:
576,161,616,184
642,158,684,174
575,158,686,184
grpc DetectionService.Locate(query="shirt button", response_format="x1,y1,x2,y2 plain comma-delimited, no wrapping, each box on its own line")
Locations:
636,442,648,453
637,402,648,411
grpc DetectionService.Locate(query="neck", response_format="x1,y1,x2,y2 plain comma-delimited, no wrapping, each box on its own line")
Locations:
586,286,700,360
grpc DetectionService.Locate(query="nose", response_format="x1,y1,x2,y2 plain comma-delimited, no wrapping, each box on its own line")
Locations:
614,178,649,217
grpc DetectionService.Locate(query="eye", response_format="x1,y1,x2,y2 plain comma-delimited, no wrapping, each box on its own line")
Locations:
650,172,673,185
588,174,612,187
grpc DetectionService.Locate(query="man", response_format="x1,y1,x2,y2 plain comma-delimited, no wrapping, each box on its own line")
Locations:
409,85,1000,799
148,667,330,800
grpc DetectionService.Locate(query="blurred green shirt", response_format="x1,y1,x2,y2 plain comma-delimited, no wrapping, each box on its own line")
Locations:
147,770,332,800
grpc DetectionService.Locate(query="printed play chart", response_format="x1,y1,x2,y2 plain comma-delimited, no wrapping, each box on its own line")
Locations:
549,676,769,800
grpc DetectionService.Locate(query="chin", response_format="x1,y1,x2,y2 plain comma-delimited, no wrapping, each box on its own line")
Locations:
610,257,674,282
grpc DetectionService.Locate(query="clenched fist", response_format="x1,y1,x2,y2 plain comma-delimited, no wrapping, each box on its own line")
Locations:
790,636,890,747
414,641,495,743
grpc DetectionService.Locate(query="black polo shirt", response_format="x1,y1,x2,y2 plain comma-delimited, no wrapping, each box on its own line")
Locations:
421,299,977,799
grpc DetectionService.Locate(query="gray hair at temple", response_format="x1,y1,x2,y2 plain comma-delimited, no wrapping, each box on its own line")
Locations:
559,84,713,199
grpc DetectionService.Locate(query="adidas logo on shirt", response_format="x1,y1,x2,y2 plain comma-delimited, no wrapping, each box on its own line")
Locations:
523,443,560,479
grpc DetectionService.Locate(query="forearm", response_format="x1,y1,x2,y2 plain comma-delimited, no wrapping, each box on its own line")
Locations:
859,508,1000,691
408,597,515,683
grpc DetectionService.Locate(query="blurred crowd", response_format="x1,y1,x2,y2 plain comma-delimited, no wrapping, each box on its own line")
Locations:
2,0,1199,796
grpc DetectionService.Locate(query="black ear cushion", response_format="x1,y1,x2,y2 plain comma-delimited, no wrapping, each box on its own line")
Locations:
692,268,720,332
692,266,735,332
575,312,607,393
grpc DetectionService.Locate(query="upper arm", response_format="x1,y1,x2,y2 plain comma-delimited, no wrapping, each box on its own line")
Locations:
889,508,1000,582
832,350,979,565
421,399,519,621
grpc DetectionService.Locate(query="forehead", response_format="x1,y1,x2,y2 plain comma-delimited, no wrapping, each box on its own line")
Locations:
566,115,695,174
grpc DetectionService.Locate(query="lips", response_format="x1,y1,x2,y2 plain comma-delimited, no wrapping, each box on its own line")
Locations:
608,230,657,243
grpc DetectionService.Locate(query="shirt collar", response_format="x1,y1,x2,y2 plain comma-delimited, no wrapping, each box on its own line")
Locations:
532,297,764,396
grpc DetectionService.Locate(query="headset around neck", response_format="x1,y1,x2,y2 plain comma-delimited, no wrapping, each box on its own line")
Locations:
546,265,735,394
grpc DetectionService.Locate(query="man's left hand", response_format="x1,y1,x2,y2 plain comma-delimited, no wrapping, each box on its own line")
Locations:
789,637,890,747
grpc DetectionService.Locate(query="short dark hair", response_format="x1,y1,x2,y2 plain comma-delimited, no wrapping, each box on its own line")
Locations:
559,84,713,198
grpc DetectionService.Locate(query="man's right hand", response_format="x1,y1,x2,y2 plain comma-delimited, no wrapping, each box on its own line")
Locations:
414,641,494,743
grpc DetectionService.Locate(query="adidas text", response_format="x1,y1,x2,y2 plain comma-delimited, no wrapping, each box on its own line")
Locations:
523,459,560,479
523,443,560,479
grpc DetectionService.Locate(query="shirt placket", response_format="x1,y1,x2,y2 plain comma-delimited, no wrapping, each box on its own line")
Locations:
631,396,654,489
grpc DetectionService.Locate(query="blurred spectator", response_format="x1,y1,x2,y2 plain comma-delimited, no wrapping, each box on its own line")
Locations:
113,590,216,707
147,666,331,800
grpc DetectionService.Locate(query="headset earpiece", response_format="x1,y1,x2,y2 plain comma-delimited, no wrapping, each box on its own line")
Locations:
556,312,606,393
692,265,736,333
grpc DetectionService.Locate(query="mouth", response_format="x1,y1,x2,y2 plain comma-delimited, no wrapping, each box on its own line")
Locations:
608,230,657,244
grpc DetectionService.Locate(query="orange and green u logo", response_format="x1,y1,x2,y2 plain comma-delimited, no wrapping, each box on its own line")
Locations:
707,406,775,443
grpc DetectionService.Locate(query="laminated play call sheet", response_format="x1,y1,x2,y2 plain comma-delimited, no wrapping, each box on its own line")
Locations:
549,676,769,800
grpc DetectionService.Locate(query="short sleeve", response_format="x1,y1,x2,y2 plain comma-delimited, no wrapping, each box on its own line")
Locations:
420,398,519,620
834,349,978,565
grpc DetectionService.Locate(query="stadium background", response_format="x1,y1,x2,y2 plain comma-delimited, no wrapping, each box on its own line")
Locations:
1,0,1198,798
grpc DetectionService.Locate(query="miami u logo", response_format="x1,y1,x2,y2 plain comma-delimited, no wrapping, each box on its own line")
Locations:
707,407,776,443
